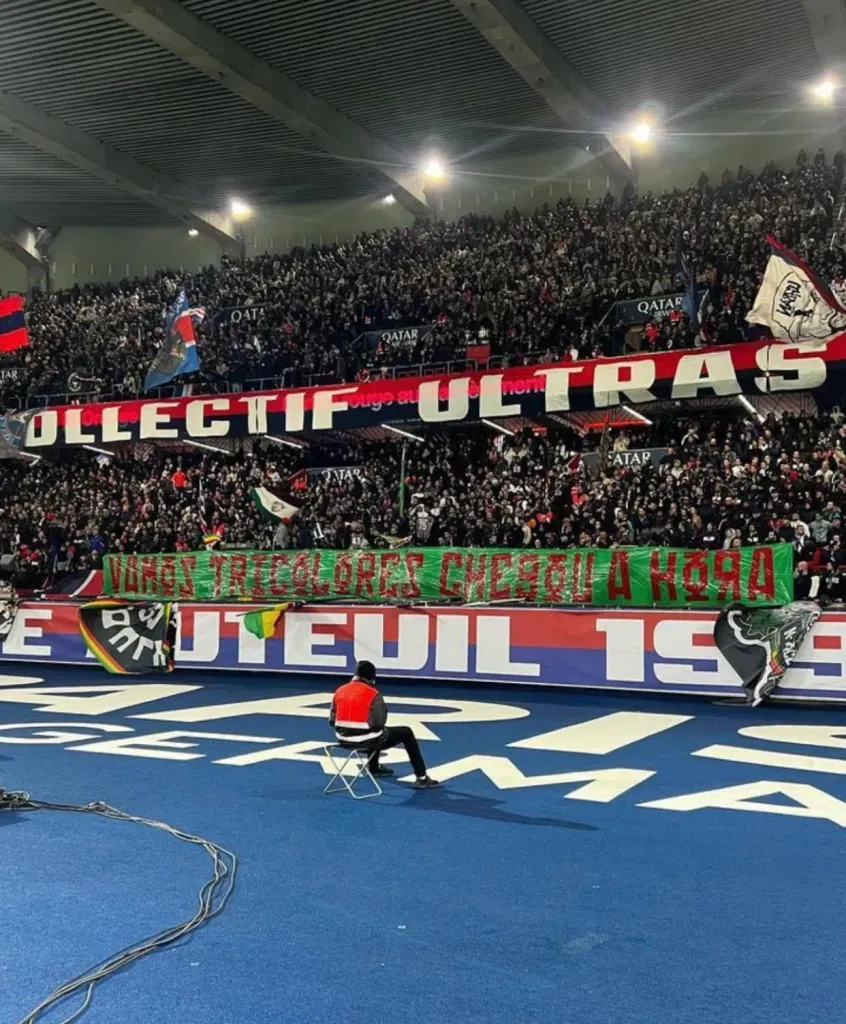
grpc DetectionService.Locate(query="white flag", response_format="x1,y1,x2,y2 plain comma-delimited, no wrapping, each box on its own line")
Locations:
746,236,846,345
250,486,299,523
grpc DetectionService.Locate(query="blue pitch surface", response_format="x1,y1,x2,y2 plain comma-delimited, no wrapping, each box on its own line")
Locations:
2,666,845,1024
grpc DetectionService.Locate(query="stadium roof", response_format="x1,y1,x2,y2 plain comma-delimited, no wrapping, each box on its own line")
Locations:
0,0,831,245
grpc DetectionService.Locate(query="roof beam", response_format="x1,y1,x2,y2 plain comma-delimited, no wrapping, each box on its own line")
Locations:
0,91,239,250
92,0,430,216
447,0,632,181
0,210,47,274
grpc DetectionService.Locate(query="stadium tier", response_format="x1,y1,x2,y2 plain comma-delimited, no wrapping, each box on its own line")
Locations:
0,153,841,408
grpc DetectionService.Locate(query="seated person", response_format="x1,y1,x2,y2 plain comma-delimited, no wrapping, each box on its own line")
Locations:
329,660,440,789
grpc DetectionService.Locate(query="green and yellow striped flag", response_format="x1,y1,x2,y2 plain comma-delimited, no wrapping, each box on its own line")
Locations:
243,602,291,639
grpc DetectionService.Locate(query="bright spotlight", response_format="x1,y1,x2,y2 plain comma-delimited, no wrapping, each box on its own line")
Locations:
382,194,397,205
812,76,838,102
188,228,199,237
229,198,252,219
629,119,654,145
422,154,448,182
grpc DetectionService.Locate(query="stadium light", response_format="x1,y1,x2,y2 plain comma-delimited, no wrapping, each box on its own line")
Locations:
229,198,252,220
628,119,654,145
382,423,423,442
482,418,514,436
382,194,397,206
263,434,305,450
188,228,199,237
422,154,448,183
622,405,652,425
812,76,838,102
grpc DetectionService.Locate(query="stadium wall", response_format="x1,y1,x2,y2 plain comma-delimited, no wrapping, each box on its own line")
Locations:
0,247,30,295
3,601,846,703
636,106,846,193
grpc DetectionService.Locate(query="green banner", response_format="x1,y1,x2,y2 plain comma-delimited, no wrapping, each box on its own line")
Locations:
103,545,793,607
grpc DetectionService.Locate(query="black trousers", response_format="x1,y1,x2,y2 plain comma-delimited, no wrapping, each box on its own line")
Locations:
367,726,427,777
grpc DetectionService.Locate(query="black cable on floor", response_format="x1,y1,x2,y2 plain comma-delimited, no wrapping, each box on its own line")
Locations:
1,789,237,1024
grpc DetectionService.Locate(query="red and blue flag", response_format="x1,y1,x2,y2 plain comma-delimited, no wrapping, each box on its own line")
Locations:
0,295,28,352
144,289,205,391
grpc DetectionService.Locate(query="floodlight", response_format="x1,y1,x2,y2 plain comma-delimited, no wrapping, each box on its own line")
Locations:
629,119,654,145
812,76,838,102
229,198,252,219
422,155,448,182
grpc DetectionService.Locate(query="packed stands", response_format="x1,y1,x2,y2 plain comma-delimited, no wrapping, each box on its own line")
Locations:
1,151,842,408
1,149,846,604
2,407,846,602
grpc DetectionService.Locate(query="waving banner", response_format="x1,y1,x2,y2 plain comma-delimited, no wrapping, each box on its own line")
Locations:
78,599,178,674
714,600,822,705
20,337,843,451
747,236,846,345
0,411,34,460
104,545,792,608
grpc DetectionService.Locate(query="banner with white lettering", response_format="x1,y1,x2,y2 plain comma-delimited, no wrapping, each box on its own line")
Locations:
4,601,846,702
617,294,684,323
360,325,434,350
20,336,844,451
307,466,365,483
581,447,672,470
213,304,268,331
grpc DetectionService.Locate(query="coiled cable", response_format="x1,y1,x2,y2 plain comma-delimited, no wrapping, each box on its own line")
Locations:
2,791,237,1024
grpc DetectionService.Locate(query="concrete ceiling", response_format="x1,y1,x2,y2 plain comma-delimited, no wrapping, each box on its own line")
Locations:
0,0,827,238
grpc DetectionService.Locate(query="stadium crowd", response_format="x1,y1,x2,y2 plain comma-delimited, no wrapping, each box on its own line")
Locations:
1,149,842,406
1,148,846,602
1,407,845,602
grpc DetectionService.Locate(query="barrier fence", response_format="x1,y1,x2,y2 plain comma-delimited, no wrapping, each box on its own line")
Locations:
103,545,793,607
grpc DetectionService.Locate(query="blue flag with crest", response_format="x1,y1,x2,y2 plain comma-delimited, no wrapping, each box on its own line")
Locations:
144,289,205,391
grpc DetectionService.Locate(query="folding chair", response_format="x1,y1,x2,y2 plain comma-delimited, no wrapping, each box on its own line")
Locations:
323,741,382,800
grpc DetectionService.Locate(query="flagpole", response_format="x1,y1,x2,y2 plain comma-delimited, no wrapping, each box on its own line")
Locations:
398,442,408,517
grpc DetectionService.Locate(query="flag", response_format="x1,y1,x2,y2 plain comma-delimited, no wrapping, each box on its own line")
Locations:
0,583,19,642
680,252,700,332
78,599,178,674
746,236,846,345
250,486,299,523
377,534,412,548
0,410,33,461
713,600,821,706
144,289,205,391
0,295,28,352
199,511,222,550
243,602,291,640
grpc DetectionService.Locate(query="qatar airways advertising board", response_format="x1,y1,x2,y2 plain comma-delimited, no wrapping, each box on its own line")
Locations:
3,602,846,702
20,336,846,450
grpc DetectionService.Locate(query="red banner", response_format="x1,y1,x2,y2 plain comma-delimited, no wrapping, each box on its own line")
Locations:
22,336,845,450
